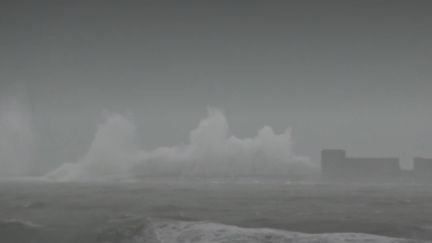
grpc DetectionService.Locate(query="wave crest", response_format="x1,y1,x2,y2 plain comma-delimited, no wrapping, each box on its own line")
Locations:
97,216,422,243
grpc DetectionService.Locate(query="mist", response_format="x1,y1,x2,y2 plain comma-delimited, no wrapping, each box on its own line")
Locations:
46,108,315,181
0,95,35,177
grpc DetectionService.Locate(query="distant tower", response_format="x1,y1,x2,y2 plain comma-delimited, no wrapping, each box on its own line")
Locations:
321,149,346,180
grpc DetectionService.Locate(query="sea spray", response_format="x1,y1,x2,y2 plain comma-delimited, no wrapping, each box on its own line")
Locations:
47,108,316,181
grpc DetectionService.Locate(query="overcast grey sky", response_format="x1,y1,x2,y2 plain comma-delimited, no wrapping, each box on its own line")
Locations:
1,0,432,171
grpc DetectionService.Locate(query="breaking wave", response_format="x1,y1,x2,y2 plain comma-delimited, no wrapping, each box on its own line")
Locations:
46,109,317,181
97,216,426,243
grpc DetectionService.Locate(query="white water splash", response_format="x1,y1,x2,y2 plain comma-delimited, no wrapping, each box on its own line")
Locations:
47,108,316,181
98,218,425,243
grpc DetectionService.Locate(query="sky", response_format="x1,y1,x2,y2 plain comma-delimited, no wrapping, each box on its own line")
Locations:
1,0,432,172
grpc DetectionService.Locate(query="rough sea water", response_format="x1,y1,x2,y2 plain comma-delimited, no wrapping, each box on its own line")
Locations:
0,216,426,243
1,181,432,243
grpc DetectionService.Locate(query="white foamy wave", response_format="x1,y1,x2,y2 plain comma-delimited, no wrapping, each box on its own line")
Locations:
98,217,426,243
0,219,43,229
47,109,317,181
46,112,139,181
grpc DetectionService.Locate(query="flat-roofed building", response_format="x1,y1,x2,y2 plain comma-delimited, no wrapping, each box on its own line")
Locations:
321,149,401,183
413,157,432,182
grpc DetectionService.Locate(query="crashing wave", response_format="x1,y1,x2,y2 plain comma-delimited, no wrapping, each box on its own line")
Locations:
46,109,316,182
97,216,427,243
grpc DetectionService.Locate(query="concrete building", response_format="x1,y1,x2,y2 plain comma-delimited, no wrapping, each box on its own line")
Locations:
321,149,401,182
413,157,432,182
321,149,347,180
